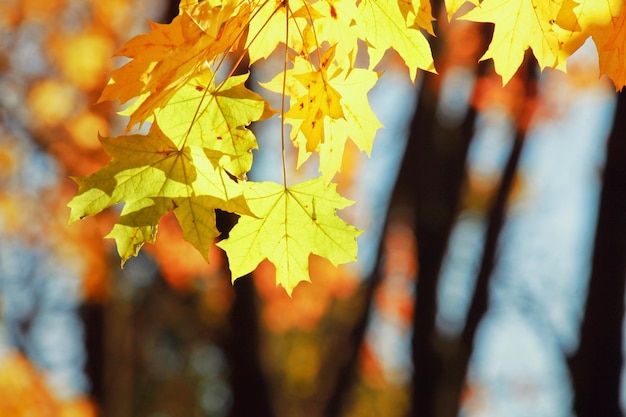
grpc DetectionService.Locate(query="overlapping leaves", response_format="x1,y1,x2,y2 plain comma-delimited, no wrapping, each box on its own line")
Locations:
459,0,626,88
70,0,626,294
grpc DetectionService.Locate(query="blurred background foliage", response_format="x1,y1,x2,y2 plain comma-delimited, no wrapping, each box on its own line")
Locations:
0,1,623,417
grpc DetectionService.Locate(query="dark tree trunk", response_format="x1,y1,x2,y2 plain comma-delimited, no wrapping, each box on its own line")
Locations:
437,58,537,417
408,68,477,417
569,91,626,417
81,303,105,404
225,276,276,417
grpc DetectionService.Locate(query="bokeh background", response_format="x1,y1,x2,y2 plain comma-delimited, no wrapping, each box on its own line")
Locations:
0,1,623,417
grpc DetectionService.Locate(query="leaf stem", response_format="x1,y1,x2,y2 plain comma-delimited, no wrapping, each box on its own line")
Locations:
181,0,277,148
281,0,289,189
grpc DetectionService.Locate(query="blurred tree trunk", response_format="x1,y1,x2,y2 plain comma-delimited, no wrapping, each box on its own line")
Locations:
569,91,626,417
437,57,536,417
81,303,104,405
407,68,476,417
225,277,275,417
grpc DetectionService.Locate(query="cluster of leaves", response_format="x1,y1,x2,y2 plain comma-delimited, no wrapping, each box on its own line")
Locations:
69,0,626,295
456,0,626,85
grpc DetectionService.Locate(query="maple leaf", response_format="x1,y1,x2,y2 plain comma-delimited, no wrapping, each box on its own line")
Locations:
106,198,172,262
246,0,311,64
355,0,436,80
99,0,250,128
557,0,626,90
217,178,361,295
154,69,275,179
459,0,562,84
601,4,626,90
283,47,346,152
263,48,382,182
292,67,382,183
398,0,436,35
68,123,251,264
306,0,361,65
444,0,479,20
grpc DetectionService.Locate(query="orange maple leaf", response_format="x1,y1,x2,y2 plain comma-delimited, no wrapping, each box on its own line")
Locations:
598,3,626,90
99,0,250,128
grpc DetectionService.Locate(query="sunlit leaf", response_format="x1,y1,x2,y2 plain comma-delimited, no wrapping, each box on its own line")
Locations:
557,0,626,90
100,0,250,127
246,0,311,64
444,0,479,20
68,123,250,264
264,49,381,182
217,178,361,295
355,0,436,80
459,0,562,83
155,69,275,179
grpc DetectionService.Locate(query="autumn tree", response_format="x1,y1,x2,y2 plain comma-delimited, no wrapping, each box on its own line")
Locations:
3,0,626,416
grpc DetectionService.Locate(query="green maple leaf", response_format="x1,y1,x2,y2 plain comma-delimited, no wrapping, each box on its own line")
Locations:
154,69,275,179
68,122,251,264
217,178,361,295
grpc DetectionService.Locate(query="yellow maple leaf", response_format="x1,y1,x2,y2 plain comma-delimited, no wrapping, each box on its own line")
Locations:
106,198,172,262
600,4,626,90
293,67,382,183
154,69,275,179
398,0,436,35
217,178,361,295
283,47,346,152
246,0,311,64
68,123,250,263
355,0,436,80
557,0,618,53
445,0,480,21
307,0,361,65
459,0,562,84
264,48,382,182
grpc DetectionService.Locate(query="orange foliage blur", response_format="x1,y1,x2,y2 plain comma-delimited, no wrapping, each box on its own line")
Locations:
0,354,96,417
147,213,226,292
49,32,115,91
375,214,417,326
358,342,386,388
438,16,484,72
254,257,358,333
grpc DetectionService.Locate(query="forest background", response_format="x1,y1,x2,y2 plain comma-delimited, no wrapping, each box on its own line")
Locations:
0,0,625,417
